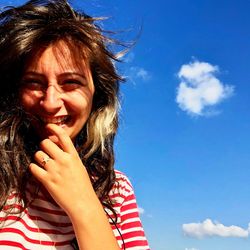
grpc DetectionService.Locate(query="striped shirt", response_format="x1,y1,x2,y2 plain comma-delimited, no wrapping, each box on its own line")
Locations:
0,170,149,250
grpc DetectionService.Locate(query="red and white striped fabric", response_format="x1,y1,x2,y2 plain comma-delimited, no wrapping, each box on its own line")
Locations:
107,171,149,249
0,170,150,250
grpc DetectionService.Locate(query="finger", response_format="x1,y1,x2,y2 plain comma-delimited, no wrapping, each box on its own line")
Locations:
34,150,54,170
29,163,48,184
40,138,64,160
45,124,76,155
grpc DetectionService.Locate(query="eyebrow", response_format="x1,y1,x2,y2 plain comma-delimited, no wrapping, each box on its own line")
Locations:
23,71,87,79
22,71,44,77
60,72,87,79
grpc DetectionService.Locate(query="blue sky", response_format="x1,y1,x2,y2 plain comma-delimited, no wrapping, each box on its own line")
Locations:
2,1,250,250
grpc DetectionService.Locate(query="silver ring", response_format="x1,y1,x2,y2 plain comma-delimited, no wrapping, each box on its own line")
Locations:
41,156,50,166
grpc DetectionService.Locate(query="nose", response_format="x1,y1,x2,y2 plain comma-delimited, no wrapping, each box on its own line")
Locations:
39,85,63,113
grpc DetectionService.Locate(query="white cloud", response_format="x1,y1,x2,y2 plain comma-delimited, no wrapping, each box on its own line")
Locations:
138,206,145,215
127,66,151,82
124,52,135,63
183,219,250,238
123,52,151,83
138,206,153,218
185,248,199,250
136,68,150,81
176,60,234,116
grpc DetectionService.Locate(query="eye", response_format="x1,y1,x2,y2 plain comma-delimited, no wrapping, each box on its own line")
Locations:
60,79,85,91
20,79,44,91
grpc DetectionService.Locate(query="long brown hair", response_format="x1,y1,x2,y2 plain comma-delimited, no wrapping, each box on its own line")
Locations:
0,0,122,212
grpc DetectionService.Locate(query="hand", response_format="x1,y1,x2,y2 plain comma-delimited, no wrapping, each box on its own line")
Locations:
29,124,97,217
30,124,121,250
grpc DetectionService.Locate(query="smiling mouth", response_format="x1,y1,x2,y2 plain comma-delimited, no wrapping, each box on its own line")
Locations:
39,116,70,126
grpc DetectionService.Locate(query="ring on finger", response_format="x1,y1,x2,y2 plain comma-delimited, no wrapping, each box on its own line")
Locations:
41,156,51,166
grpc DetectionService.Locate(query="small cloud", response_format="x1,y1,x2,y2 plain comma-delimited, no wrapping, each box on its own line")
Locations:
123,52,151,83
138,206,145,215
136,68,151,81
176,60,234,116
138,206,153,218
124,52,135,63
185,248,199,250
127,66,151,82
183,219,249,238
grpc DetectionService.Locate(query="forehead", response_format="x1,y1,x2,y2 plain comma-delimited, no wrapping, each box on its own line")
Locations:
24,39,90,72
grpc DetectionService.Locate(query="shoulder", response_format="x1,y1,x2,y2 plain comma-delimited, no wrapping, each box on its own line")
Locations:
108,170,135,206
112,170,134,195
114,170,133,187
110,171,150,249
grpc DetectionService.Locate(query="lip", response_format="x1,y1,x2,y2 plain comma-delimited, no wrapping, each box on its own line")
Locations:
39,115,70,125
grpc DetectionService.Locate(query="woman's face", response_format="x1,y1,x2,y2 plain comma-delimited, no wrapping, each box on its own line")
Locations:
19,40,95,141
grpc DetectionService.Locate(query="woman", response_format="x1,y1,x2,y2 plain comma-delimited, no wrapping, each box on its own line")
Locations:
0,0,149,249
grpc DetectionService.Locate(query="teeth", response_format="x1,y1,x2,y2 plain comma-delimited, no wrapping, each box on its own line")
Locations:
40,116,68,124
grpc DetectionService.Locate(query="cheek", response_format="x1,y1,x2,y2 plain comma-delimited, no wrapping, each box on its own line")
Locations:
67,92,93,115
19,90,41,111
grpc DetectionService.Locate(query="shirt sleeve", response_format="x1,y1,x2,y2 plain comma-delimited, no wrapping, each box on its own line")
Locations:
120,188,150,250
112,171,150,250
